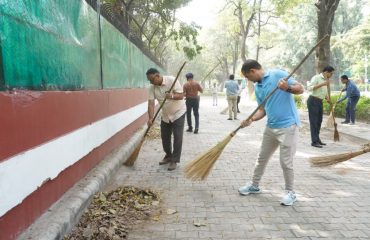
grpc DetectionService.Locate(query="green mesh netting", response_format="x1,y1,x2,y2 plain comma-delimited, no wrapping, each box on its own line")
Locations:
0,0,161,90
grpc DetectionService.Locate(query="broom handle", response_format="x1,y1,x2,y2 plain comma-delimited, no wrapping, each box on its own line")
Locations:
330,90,343,126
330,90,343,113
232,35,329,135
327,76,332,110
202,62,221,82
145,62,187,136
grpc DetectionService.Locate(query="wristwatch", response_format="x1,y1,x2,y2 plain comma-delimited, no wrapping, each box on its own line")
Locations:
286,86,292,93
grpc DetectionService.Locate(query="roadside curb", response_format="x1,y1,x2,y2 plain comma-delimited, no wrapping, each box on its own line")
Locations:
18,126,146,240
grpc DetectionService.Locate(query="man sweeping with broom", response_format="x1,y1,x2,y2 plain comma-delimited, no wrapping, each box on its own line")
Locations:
146,68,186,171
307,66,335,148
238,59,304,206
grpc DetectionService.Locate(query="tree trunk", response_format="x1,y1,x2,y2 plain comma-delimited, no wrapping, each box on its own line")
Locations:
232,38,239,75
315,0,340,73
256,0,262,61
236,0,257,62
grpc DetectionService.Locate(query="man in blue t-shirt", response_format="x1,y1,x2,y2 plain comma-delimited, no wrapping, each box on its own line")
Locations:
224,74,240,120
238,59,304,206
337,75,361,125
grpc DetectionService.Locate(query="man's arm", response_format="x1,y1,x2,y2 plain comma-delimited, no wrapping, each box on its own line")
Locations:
147,99,155,126
307,77,328,91
198,83,203,93
337,85,348,103
240,107,266,128
278,80,304,94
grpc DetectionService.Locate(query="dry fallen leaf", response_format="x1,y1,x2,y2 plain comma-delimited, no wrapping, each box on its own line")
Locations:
64,186,160,240
166,209,177,215
193,219,207,227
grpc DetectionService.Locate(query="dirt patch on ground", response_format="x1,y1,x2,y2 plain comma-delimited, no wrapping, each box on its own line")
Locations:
64,186,160,240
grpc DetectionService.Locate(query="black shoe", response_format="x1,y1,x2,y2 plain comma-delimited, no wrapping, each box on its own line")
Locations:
311,143,323,148
341,121,349,124
318,140,326,146
186,127,193,132
194,129,198,134
237,110,240,113
227,118,233,120
159,156,171,165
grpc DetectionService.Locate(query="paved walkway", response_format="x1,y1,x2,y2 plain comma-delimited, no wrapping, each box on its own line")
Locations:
106,96,370,240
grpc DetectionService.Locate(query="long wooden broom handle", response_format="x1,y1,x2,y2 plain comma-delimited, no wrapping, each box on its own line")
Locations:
232,35,330,135
330,90,343,113
202,62,221,82
145,62,187,136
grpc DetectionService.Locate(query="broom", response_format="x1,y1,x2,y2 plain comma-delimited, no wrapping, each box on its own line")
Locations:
310,143,370,167
324,76,340,141
326,91,343,128
326,91,343,141
184,35,330,181
124,62,187,166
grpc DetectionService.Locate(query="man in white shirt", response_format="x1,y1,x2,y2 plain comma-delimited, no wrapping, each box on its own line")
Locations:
146,68,186,171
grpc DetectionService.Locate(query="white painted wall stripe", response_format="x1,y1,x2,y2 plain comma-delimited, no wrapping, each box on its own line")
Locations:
0,101,147,217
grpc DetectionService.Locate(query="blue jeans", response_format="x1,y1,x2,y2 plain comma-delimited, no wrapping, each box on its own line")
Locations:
345,96,360,123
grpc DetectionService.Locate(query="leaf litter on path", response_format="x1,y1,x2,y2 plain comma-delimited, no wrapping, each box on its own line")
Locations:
64,186,160,240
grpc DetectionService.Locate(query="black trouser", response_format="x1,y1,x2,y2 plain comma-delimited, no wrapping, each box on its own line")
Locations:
345,96,360,123
237,96,241,112
186,97,200,129
161,114,185,163
307,95,323,144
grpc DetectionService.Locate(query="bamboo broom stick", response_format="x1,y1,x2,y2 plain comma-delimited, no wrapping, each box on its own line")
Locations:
326,90,343,128
184,35,330,180
310,143,370,167
325,73,340,141
124,62,187,166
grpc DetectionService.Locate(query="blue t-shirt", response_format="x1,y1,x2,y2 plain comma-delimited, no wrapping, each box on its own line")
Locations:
225,80,239,96
255,69,300,129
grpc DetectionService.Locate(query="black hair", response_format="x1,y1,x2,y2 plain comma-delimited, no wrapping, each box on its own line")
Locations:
322,66,335,73
229,74,235,80
146,68,160,75
341,75,349,80
241,59,262,73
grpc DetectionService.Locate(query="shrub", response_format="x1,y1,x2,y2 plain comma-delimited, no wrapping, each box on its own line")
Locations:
322,94,370,123
294,95,305,110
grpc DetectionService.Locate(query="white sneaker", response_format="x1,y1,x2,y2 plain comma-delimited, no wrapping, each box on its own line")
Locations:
280,191,297,206
238,184,261,195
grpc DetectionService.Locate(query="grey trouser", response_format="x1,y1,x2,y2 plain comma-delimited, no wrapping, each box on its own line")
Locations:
227,95,237,119
252,125,298,191
161,114,185,163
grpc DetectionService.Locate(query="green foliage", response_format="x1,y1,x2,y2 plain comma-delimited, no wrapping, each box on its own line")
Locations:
323,94,370,122
356,96,370,122
294,95,306,110
101,0,200,63
270,0,311,16
330,0,368,79
171,22,202,60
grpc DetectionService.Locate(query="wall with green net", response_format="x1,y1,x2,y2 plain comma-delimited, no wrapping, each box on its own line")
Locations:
0,1,161,90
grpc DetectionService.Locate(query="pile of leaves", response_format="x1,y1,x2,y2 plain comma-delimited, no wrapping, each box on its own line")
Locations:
64,186,160,240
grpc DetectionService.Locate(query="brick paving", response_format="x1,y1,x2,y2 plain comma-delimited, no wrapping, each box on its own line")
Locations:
106,96,370,240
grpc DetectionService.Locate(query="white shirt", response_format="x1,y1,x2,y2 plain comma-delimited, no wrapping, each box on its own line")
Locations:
148,76,186,123
237,83,243,96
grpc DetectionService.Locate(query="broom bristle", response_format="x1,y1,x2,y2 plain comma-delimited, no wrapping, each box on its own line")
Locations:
326,112,335,128
124,138,145,166
333,123,340,142
310,147,370,167
184,134,234,181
